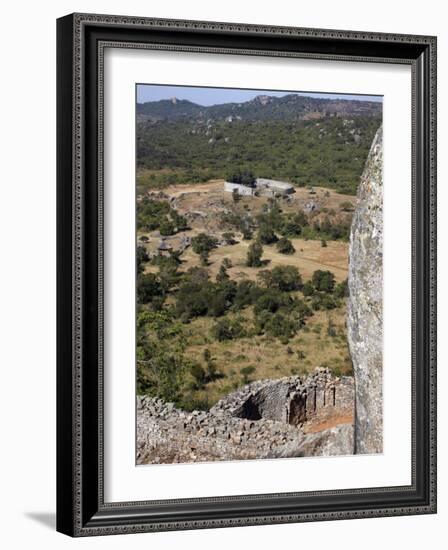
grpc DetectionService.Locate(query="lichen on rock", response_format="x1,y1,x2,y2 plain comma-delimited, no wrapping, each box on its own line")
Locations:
347,125,383,454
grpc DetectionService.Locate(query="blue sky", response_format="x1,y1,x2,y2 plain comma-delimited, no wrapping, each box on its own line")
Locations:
136,84,382,106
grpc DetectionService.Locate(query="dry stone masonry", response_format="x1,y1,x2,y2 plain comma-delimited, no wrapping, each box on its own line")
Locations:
137,369,354,464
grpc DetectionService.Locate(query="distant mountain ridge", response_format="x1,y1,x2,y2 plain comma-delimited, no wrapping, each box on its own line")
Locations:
137,93,382,123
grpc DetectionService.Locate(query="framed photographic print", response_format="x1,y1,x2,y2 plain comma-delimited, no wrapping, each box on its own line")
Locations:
56,13,437,536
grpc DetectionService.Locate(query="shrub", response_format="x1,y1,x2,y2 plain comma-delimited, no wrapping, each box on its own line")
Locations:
153,255,180,291
334,278,349,298
137,197,171,232
258,265,302,292
137,273,162,304
312,270,336,293
189,363,207,389
136,335,188,404
207,283,236,317
258,224,278,245
290,297,312,321
136,245,149,274
212,317,246,341
159,217,176,236
175,282,209,319
222,232,236,245
279,211,308,237
171,210,188,231
265,313,296,339
240,365,256,384
276,237,295,255
233,280,259,310
227,169,256,187
176,280,237,320
183,266,209,285
179,393,210,412
302,281,315,297
247,241,263,267
216,263,229,283
311,292,339,311
191,233,218,265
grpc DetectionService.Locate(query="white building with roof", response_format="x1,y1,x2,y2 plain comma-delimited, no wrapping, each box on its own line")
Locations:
224,181,256,196
255,178,295,195
224,177,295,197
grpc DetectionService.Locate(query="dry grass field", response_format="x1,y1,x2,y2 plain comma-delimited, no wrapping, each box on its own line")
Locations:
181,306,351,407
181,238,348,283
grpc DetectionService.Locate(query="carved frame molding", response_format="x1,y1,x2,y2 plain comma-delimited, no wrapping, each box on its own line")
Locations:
57,13,437,536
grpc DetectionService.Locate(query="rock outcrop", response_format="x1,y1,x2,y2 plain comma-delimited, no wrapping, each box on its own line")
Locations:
137,369,354,464
347,126,383,454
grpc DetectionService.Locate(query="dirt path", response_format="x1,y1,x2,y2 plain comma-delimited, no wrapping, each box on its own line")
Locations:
304,413,354,434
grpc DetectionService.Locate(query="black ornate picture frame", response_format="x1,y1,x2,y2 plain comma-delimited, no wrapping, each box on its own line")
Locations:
56,13,437,537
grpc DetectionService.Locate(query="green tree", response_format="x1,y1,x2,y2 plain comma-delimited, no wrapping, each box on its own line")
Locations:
137,273,162,304
334,278,349,298
227,169,256,186
212,317,245,341
216,262,229,282
264,312,296,339
247,241,263,267
171,210,188,231
189,362,207,390
302,281,315,296
276,237,295,255
257,224,278,245
258,265,302,291
159,217,176,236
280,211,308,237
202,348,220,382
311,292,339,311
136,311,188,402
136,245,149,274
191,233,218,266
312,270,336,293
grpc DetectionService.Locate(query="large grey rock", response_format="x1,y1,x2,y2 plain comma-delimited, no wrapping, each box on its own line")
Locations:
348,126,383,454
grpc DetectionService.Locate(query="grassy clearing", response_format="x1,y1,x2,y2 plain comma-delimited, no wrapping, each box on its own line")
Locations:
188,238,347,283
182,305,352,406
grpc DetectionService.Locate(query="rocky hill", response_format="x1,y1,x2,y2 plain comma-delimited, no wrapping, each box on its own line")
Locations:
137,93,381,123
